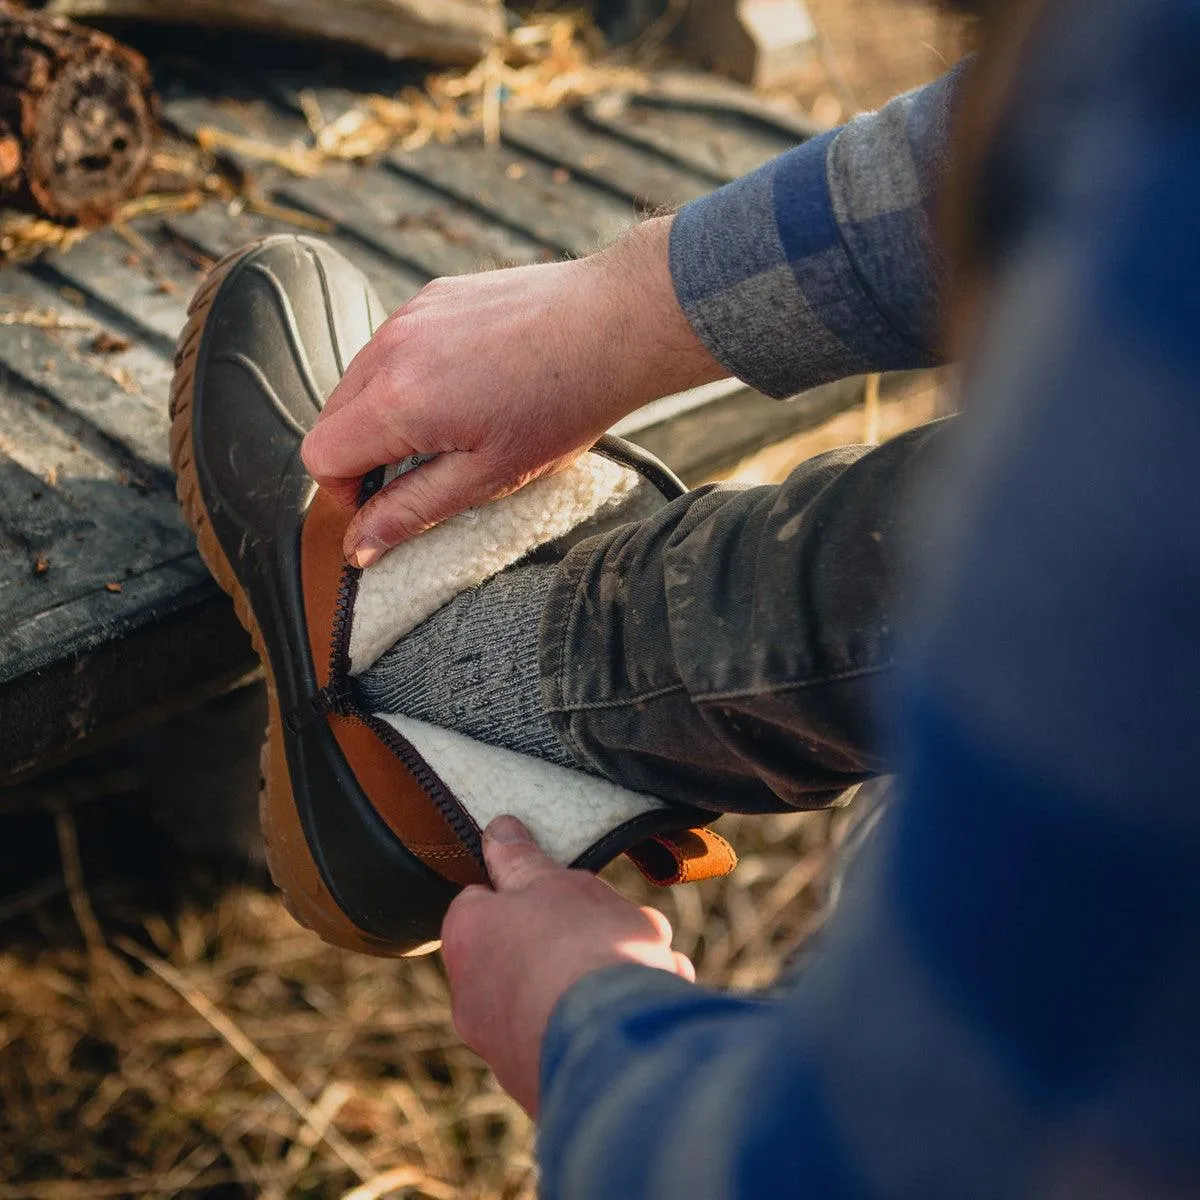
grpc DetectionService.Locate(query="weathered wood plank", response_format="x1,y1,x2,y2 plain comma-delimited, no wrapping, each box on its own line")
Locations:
34,228,200,350
0,450,82,548
165,201,423,314
0,574,252,784
0,266,176,405
0,481,190,633
502,110,714,212
389,138,635,258
582,95,798,184
0,521,202,679
0,377,128,496
277,166,546,279
160,92,308,178
168,88,557,276
0,322,172,474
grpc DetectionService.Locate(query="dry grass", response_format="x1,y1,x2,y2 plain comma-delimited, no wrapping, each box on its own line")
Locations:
0,4,959,1195
0,780,844,1199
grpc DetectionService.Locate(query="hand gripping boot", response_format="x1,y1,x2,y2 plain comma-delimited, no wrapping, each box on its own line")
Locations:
170,235,736,956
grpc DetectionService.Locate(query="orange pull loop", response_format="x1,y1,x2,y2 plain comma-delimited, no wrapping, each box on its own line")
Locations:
625,827,738,887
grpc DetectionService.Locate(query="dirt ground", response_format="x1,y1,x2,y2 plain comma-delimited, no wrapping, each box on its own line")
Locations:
0,6,963,1197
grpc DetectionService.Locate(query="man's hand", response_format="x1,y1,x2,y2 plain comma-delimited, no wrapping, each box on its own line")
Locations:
300,216,725,567
441,816,696,1116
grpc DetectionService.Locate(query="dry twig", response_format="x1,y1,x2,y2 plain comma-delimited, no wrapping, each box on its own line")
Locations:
0,307,95,330
340,1165,459,1200
54,810,107,965
116,938,380,1185
863,372,882,445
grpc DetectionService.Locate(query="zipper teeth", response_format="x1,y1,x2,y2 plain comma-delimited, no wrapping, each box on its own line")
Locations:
328,564,483,863
363,714,482,859
328,564,357,688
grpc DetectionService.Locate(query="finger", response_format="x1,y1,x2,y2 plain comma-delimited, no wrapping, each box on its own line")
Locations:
482,816,562,892
447,883,493,911
638,906,674,945
343,451,497,566
440,884,493,976
300,379,419,499
317,280,428,412
316,311,412,428
673,952,696,983
317,344,382,426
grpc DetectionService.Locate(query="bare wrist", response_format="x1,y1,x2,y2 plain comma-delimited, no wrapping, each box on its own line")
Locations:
585,216,728,415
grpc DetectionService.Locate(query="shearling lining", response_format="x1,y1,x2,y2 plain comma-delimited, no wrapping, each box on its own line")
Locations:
348,452,638,675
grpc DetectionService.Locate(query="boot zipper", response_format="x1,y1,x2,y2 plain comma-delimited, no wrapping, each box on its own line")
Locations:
291,441,689,872
325,563,485,863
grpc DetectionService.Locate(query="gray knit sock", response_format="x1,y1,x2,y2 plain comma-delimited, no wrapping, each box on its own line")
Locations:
355,563,580,770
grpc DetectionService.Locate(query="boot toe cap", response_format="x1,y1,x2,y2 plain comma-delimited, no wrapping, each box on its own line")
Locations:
189,236,383,547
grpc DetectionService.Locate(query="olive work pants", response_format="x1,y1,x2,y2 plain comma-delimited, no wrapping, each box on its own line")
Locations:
539,418,955,814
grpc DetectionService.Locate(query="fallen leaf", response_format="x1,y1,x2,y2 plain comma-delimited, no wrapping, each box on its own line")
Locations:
90,331,132,355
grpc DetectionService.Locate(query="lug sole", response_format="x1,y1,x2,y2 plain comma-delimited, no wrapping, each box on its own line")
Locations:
169,239,437,958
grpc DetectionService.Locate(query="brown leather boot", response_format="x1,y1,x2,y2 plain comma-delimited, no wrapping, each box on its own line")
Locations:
170,235,736,957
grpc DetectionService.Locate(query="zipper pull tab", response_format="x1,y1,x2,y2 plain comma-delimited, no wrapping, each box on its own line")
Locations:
359,455,437,508
283,682,351,735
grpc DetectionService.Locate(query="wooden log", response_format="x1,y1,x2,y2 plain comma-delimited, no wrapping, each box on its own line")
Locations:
38,0,505,65
0,6,158,225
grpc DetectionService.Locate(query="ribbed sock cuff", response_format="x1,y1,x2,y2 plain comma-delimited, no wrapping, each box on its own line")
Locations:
354,563,580,771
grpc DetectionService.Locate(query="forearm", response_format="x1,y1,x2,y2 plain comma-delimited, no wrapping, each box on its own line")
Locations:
540,418,956,813
670,63,970,398
586,215,730,408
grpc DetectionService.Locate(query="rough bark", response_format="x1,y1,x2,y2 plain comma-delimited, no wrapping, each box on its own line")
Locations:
0,6,158,225
38,0,505,65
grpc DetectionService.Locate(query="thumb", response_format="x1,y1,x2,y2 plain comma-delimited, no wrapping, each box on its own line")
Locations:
483,816,561,892
343,451,495,567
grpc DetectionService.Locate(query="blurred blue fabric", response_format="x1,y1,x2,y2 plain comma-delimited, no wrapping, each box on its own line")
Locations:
537,0,1200,1195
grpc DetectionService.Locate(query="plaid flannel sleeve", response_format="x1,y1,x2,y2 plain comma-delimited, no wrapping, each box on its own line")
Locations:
669,64,969,398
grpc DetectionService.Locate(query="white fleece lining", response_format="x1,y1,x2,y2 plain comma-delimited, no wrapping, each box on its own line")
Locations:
348,453,639,675
375,714,667,865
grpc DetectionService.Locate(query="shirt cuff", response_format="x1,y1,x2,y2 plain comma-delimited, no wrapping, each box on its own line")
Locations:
668,126,940,399
540,962,699,1102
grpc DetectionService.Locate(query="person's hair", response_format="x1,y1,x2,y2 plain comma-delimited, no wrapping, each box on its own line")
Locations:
941,0,1051,350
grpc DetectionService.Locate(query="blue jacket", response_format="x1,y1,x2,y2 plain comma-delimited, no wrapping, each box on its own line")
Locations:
537,1,1200,1195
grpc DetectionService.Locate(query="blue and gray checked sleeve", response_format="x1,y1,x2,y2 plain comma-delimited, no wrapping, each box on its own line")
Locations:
669,64,967,398
536,1,1200,1195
